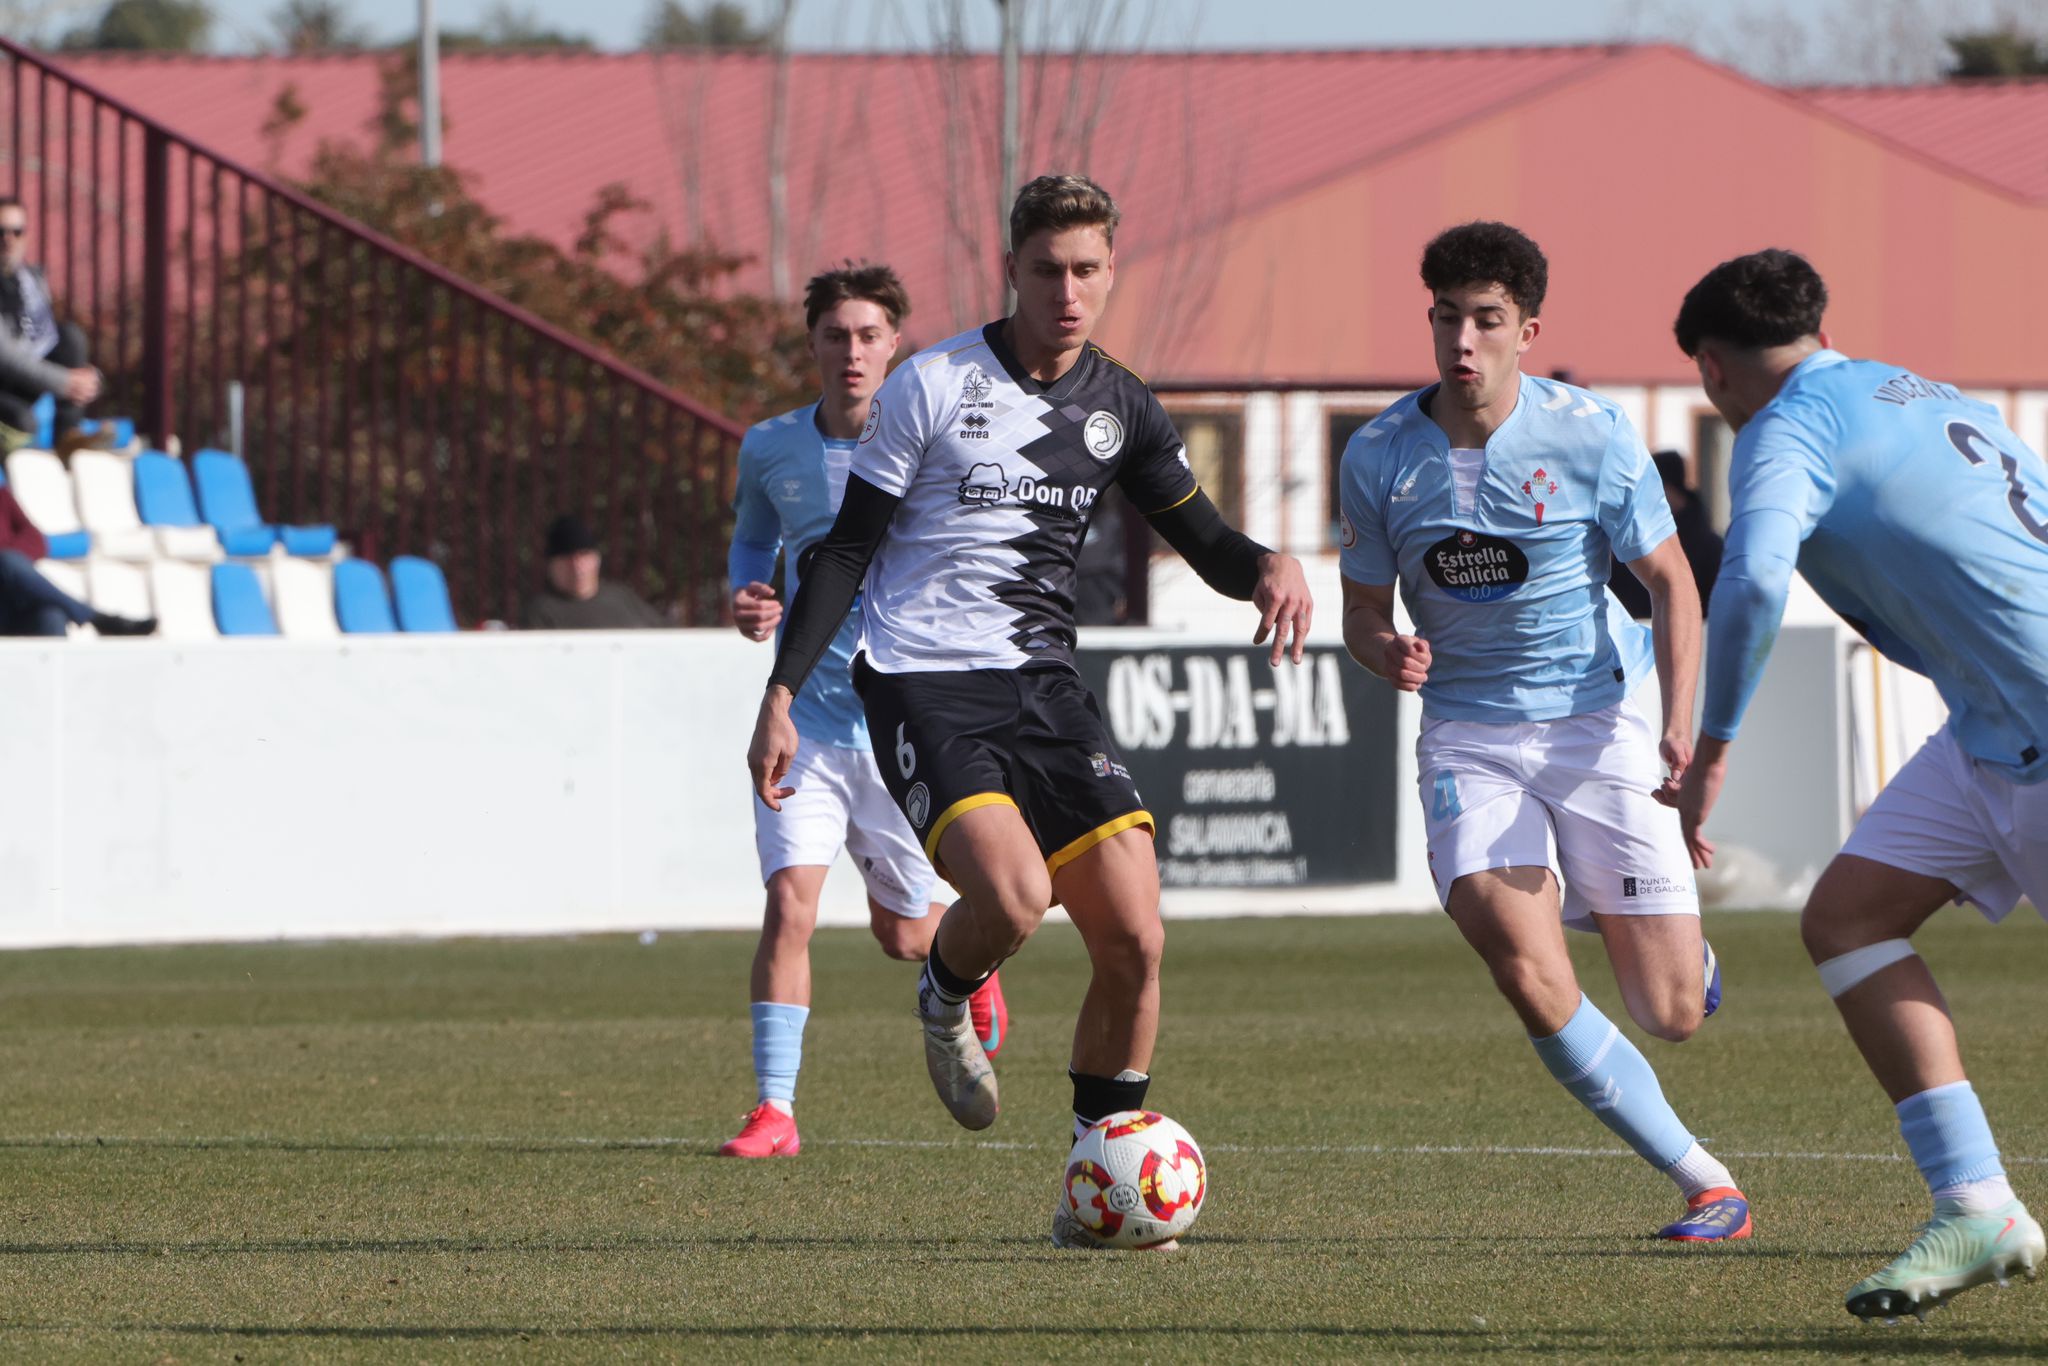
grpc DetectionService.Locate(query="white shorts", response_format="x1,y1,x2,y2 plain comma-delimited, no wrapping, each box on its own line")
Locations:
1842,726,2048,922
1418,684,1698,930
753,742,936,918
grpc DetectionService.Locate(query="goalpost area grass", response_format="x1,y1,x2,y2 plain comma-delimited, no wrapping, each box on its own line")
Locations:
1,908,2043,1362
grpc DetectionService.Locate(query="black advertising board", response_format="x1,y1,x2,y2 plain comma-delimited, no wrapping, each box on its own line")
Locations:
1073,644,1399,888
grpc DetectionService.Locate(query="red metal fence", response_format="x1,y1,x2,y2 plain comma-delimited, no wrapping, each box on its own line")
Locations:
0,37,744,625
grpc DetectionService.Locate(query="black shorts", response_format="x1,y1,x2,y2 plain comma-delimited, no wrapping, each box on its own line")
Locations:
852,656,1153,880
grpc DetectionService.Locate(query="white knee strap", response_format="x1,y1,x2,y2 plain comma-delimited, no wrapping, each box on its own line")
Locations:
1816,939,1917,998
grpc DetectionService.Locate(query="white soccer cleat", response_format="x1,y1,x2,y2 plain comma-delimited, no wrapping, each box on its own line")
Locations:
1846,1198,2046,1322
918,985,998,1130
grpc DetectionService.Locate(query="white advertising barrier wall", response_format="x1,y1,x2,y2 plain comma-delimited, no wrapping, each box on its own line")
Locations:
0,608,1889,949
0,632,778,948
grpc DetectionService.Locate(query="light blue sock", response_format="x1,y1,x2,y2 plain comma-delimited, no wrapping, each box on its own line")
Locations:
1898,1080,2005,1190
750,1001,810,1106
1530,993,1694,1169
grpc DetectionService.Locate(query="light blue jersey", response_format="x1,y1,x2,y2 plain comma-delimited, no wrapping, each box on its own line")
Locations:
729,404,868,749
1703,350,2048,784
1338,374,1675,723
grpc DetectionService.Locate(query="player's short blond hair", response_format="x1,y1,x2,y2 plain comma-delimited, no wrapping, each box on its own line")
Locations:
1008,175,1119,254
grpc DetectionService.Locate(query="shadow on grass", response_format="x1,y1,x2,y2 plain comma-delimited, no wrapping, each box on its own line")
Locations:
0,1136,713,1156
0,1322,2040,1355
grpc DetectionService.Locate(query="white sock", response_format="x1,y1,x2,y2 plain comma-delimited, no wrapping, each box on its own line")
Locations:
1933,1174,2016,1214
761,1097,794,1117
1662,1141,1735,1199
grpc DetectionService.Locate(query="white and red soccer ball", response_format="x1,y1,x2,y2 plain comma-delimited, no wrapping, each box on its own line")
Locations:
1061,1110,1207,1249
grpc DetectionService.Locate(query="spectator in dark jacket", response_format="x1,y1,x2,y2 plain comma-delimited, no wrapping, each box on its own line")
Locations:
520,513,670,630
1611,450,1723,620
0,197,115,457
0,486,152,636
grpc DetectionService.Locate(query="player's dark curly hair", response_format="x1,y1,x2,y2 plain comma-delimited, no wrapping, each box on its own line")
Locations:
1009,174,1120,253
803,261,910,331
1420,221,1548,318
1673,249,1827,355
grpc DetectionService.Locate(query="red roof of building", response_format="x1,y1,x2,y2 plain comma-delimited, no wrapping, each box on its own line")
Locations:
43,46,2048,386
1802,79,2048,202
50,46,1628,340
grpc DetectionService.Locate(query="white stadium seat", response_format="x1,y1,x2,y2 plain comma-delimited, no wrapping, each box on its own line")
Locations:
5,449,88,546
270,557,339,638
35,558,93,636
88,558,154,624
69,451,157,561
147,559,218,641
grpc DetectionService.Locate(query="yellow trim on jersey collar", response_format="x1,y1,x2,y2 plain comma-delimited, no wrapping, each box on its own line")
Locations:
1092,348,1147,385
1045,810,1155,880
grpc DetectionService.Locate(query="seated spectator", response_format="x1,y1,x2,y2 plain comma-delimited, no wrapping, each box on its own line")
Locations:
520,513,669,630
1610,449,1724,620
0,484,153,636
0,198,115,457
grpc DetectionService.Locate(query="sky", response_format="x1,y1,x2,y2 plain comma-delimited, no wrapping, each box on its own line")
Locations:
191,0,1646,55
14,0,2039,82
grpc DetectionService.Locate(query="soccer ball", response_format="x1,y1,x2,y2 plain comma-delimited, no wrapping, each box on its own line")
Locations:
1061,1110,1207,1249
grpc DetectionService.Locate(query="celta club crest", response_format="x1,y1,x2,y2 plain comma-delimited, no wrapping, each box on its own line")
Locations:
1522,467,1558,524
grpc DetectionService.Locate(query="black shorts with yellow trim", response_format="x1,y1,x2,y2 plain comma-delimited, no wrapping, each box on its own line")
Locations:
851,655,1152,882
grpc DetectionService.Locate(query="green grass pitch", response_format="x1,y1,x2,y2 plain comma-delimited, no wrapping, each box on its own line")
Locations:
1,908,2043,1362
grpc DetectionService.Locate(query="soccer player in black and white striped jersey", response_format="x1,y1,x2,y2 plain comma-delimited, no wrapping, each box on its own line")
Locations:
748,175,1312,1248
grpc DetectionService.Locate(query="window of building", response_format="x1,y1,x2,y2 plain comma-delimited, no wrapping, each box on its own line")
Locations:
1163,409,1244,526
1692,410,1735,532
1325,409,1384,547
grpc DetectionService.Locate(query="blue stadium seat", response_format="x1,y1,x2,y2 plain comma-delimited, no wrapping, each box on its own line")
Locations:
389,556,457,633
333,558,398,633
134,451,188,519
30,393,54,449
132,451,226,560
192,448,337,557
211,562,278,635
75,417,136,448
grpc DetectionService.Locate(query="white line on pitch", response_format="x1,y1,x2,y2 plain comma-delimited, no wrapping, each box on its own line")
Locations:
5,1133,2045,1166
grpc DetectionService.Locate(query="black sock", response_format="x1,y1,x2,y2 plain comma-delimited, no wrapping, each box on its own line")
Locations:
1071,1068,1151,1139
921,946,987,1006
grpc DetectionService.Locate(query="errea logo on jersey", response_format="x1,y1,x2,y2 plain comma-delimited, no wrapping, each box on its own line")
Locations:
1084,411,1124,460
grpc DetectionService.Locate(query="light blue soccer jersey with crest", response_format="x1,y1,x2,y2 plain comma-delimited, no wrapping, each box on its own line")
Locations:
1703,349,2048,784
729,403,868,749
1338,374,1675,723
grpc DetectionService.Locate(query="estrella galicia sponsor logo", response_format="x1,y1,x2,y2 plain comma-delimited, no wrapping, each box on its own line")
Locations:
962,367,994,405
905,782,931,828
959,412,991,439
859,400,881,444
959,463,1006,506
1621,874,1686,899
1083,410,1124,460
1423,530,1528,603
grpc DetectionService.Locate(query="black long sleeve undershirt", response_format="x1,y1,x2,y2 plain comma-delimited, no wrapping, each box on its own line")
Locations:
1145,487,1271,601
765,472,902,698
